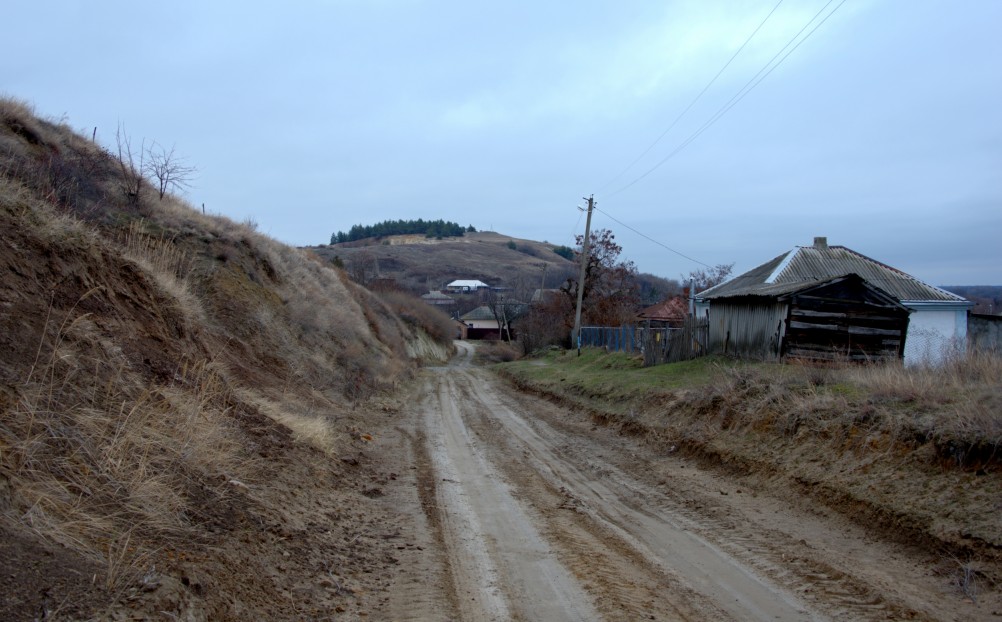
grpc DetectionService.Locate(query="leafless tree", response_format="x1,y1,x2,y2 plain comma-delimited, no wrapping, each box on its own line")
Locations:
348,250,379,285
144,141,196,200
115,124,144,204
483,287,512,343
684,263,734,294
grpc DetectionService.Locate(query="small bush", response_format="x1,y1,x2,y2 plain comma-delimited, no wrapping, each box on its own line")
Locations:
553,245,575,261
377,290,456,345
477,340,521,364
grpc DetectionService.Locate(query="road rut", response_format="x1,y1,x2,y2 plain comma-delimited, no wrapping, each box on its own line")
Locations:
383,343,986,621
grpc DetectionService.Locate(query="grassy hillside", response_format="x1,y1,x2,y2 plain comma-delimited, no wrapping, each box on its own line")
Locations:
0,97,454,619
311,232,682,315
313,231,580,294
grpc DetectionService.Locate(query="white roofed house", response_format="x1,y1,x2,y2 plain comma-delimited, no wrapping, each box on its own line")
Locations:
445,279,490,293
694,237,973,365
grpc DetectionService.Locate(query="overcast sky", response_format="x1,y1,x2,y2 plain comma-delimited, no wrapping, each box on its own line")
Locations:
4,1,1000,285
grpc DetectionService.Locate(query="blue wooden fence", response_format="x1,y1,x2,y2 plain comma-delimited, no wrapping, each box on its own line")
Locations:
579,325,640,352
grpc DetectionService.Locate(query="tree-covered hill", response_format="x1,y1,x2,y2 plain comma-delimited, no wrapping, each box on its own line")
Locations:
332,219,474,244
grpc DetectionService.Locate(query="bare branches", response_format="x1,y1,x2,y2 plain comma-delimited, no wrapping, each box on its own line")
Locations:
143,141,196,200
115,124,144,204
685,263,734,294
114,126,196,203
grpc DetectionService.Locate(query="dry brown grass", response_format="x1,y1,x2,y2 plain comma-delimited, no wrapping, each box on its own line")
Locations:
476,340,522,364
134,190,427,404
0,97,450,613
377,290,457,345
4,302,244,591
687,354,1002,465
0,97,44,147
843,353,1002,460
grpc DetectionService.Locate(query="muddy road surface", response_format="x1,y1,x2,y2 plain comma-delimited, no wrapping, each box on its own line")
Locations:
375,343,986,621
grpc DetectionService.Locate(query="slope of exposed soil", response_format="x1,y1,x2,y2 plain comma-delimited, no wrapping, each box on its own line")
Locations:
0,97,453,621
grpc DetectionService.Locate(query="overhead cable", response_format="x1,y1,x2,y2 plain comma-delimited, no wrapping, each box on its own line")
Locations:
594,206,713,268
610,0,847,196
599,0,785,192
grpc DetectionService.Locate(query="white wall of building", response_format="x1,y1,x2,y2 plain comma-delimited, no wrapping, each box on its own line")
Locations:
903,304,969,365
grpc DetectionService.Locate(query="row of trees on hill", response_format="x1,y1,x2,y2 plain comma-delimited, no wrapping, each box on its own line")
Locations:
331,219,475,244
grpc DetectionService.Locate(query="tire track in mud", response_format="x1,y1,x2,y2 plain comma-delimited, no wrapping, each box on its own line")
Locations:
454,371,818,621
418,369,600,621
479,374,952,621
378,420,460,622
401,343,973,621
446,373,716,621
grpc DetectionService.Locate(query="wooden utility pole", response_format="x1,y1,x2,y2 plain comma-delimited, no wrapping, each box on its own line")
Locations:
571,195,594,354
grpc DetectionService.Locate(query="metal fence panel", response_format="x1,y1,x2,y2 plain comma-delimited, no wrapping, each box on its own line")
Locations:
579,319,709,366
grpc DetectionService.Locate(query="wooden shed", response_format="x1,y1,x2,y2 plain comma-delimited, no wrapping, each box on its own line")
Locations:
695,237,971,364
702,274,910,362
781,275,909,361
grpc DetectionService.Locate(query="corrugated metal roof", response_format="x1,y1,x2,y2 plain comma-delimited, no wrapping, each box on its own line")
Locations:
460,306,496,321
699,243,968,303
460,303,528,321
447,279,489,289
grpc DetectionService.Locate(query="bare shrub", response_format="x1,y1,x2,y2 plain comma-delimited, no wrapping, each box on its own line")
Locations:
115,124,144,204
477,340,521,364
143,141,195,200
377,290,456,345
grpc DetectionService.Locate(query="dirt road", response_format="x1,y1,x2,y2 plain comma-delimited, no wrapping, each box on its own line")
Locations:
377,343,988,621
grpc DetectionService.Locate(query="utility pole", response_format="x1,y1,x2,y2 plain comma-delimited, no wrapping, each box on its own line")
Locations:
571,195,594,354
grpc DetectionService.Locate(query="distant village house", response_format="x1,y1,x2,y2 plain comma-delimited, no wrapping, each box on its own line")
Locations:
445,279,490,293
420,290,455,308
637,296,689,328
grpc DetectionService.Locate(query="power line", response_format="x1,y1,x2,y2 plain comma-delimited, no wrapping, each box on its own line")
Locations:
568,207,584,243
610,0,846,197
593,206,713,268
599,0,785,193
